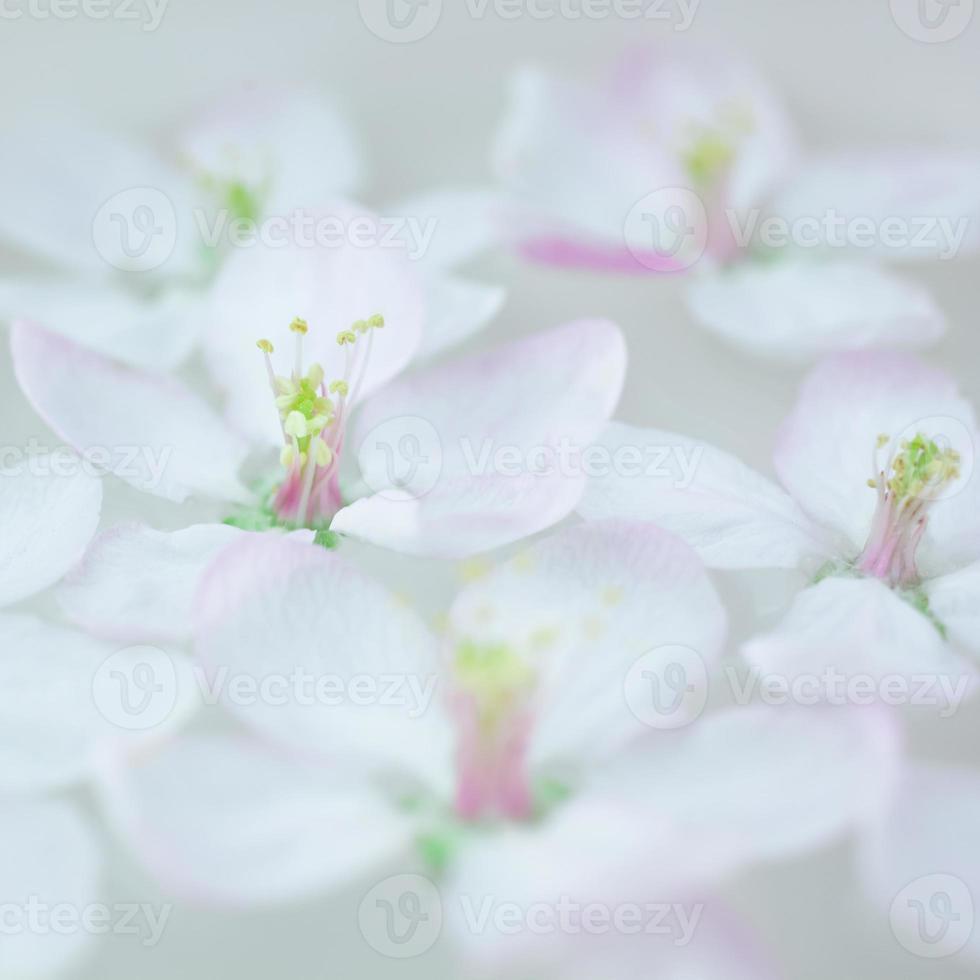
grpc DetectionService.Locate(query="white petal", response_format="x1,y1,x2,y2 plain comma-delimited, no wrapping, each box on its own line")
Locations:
0,800,102,977
331,472,586,559
202,201,425,446
11,321,249,503
859,765,980,963
386,187,502,272
579,420,827,569
0,459,102,608
686,260,945,361
0,118,200,277
601,705,900,872
57,523,248,644
0,614,198,793
415,274,506,362
773,351,978,560
742,576,978,702
772,151,980,261
0,278,204,371
193,533,451,789
925,561,980,660
100,734,411,905
447,520,726,769
179,85,361,212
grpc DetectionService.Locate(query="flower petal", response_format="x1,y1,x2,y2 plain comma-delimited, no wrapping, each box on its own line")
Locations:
772,351,978,559
57,523,248,644
386,187,502,272
179,84,361,213
193,533,451,788
771,151,980,261
100,733,411,905
578,421,826,569
202,201,425,446
0,278,203,371
11,321,249,503
860,765,980,963
927,561,980,659
447,520,726,769
415,275,506,363
0,118,199,277
601,704,900,872
686,260,945,361
0,800,102,977
0,458,102,608
0,613,198,793
742,577,978,704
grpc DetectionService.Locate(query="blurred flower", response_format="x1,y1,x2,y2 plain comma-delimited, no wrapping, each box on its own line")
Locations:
0,87,504,372
99,522,896,969
581,351,980,690
495,45,980,359
11,313,626,556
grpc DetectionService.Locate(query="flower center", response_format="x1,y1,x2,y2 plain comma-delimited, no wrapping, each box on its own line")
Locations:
856,432,961,588
449,639,538,823
257,314,384,529
679,103,753,192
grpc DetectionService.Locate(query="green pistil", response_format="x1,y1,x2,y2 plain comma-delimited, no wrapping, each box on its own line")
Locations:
886,433,960,502
454,640,535,727
682,130,735,190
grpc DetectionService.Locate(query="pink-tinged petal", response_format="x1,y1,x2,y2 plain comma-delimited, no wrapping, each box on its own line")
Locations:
57,523,247,644
771,151,980,261
386,188,502,273
11,321,249,503
447,520,725,770
0,118,200,278
579,421,827,570
193,533,451,789
600,705,900,875
415,275,506,363
773,351,978,558
0,458,102,608
927,561,980,659
686,260,945,361
99,734,412,906
0,278,204,371
859,765,980,963
0,800,101,977
494,67,687,264
0,614,198,793
742,577,978,706
331,472,585,559
178,84,361,212
203,201,425,446
338,319,626,556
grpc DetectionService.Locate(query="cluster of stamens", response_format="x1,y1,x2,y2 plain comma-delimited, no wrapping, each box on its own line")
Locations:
257,314,384,527
857,432,960,588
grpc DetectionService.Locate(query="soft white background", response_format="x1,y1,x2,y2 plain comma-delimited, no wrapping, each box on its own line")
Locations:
2,0,979,976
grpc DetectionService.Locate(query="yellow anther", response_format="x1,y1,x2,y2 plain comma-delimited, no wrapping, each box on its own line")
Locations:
368,313,385,328
307,363,325,388
257,339,274,353
290,317,309,335
284,411,308,439
280,445,298,469
877,434,890,449
353,319,369,334
337,330,357,346
329,380,349,397
313,440,334,468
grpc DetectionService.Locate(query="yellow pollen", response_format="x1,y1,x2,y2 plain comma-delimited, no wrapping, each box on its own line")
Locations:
256,339,274,353
337,330,357,346
289,317,309,335
329,380,349,397
353,319,369,334
369,314,385,328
